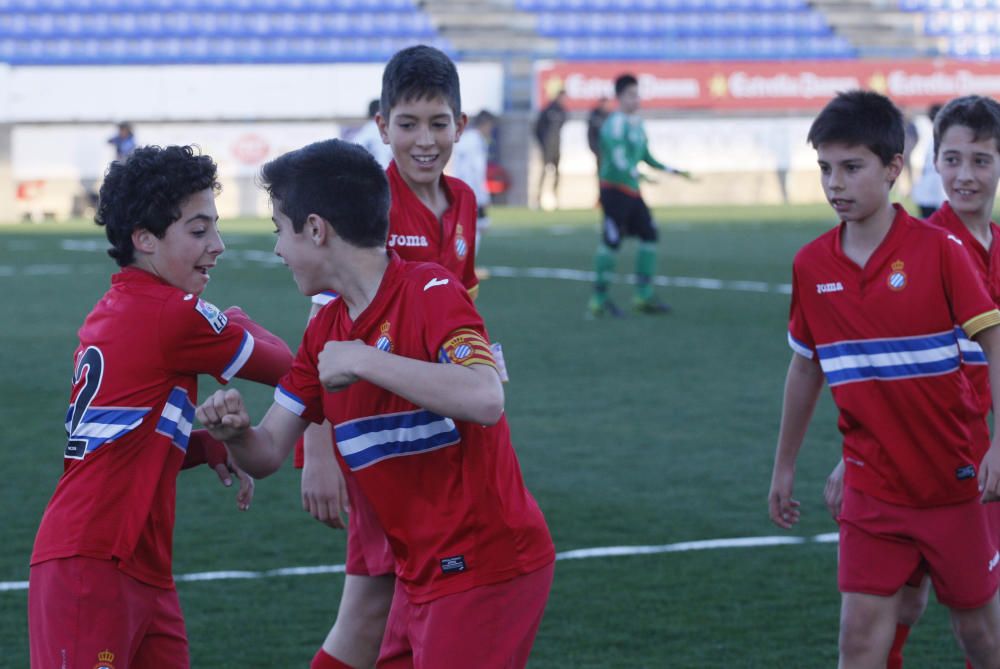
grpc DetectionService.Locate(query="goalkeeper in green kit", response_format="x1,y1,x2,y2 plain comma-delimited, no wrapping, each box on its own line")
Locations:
589,73,693,317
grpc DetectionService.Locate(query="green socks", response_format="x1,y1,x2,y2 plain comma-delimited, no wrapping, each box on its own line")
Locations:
635,242,658,301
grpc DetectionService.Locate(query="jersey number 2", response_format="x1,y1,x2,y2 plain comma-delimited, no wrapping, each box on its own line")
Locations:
66,346,104,459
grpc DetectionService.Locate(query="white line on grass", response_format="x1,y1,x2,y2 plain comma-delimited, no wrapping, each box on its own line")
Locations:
0,533,838,592
5,246,793,294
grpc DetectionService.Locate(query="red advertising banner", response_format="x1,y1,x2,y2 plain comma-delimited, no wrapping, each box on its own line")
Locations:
536,60,1000,112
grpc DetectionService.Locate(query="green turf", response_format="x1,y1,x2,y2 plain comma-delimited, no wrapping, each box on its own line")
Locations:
0,204,972,666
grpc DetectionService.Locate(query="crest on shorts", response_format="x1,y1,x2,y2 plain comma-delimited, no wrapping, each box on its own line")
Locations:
94,649,116,669
455,224,468,259
374,320,393,353
887,260,907,291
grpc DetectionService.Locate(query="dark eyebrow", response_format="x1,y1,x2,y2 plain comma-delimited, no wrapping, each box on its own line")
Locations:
184,213,216,224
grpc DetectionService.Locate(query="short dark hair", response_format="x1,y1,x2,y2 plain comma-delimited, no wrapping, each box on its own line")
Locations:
933,95,1000,159
473,110,497,127
96,145,219,267
807,90,904,166
259,139,390,249
614,74,638,98
367,98,380,119
380,45,461,120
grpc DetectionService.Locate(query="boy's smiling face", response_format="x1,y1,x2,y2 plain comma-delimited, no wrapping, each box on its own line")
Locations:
935,124,1000,221
377,95,467,190
134,187,223,296
816,142,902,224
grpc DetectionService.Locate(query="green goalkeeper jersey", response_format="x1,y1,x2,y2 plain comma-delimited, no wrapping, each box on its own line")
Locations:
598,110,666,193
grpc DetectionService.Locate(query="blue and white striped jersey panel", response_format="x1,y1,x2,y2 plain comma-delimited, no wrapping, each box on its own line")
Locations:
156,386,195,452
955,326,987,365
220,330,255,381
311,291,340,307
816,330,961,387
274,385,307,416
787,332,814,360
64,405,150,456
334,409,461,471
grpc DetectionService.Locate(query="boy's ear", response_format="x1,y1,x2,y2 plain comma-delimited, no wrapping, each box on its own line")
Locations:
305,214,330,246
887,153,905,182
453,112,469,142
131,228,157,255
375,112,390,145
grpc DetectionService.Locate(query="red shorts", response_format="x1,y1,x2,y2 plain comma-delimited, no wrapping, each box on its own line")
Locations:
29,557,188,669
376,562,554,669
839,487,1000,609
345,472,396,577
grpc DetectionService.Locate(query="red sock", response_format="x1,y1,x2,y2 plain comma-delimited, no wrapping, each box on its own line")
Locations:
965,661,974,669
310,648,354,669
886,624,910,669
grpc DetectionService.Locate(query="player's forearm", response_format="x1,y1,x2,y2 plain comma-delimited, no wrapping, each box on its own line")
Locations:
977,325,1000,435
643,149,666,171
773,354,825,471
302,421,336,465
354,349,504,425
180,429,226,470
224,408,300,478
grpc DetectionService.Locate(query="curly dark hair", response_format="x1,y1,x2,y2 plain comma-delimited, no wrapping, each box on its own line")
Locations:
96,145,220,267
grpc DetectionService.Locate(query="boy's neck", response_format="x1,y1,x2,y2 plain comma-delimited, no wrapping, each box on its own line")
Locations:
841,200,897,269
334,248,391,320
953,203,994,250
400,171,449,219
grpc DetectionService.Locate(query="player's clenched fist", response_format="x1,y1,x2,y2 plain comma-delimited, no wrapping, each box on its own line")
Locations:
317,340,366,392
196,388,250,441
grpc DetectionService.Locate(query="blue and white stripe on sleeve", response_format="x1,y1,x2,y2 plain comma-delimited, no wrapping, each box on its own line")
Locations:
221,330,256,381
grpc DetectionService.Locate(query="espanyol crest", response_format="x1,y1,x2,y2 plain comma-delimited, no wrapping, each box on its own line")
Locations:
455,223,467,259
374,320,393,353
887,259,907,291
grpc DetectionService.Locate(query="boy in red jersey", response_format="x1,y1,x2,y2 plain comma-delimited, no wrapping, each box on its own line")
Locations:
196,138,555,669
28,145,293,669
296,45,484,669
823,94,1000,669
768,91,1000,669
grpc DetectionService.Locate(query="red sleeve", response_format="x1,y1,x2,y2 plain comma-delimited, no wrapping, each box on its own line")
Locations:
941,233,1000,338
274,310,328,425
414,267,490,361
460,198,480,297
156,295,262,384
181,429,228,470
787,260,818,361
222,307,293,386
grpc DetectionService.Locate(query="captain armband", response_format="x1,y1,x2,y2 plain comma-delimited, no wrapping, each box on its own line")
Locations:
437,328,497,370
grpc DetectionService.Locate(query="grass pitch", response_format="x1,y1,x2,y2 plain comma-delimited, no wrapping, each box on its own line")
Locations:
0,204,968,667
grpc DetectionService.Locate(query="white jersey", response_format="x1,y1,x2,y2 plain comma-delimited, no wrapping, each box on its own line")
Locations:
449,129,490,208
352,120,393,169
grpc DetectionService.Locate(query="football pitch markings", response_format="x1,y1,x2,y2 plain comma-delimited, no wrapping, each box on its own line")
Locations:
0,532,838,593
0,256,793,296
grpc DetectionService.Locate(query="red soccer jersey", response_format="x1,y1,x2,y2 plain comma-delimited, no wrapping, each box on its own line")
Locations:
278,253,554,603
788,205,1000,507
386,160,479,298
928,201,1000,421
31,268,289,588
296,162,481,468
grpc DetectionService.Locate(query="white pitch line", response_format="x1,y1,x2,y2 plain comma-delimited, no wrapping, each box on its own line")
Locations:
0,533,837,593
8,246,793,295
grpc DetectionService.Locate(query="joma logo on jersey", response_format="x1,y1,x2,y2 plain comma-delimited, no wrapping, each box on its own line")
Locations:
816,282,844,294
388,234,429,248
990,550,999,572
